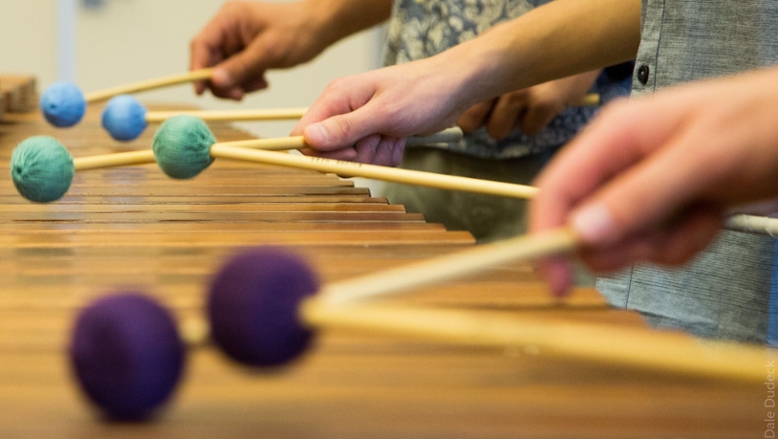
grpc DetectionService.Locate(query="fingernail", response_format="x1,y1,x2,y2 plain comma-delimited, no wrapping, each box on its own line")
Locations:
212,68,233,87
571,203,615,244
305,124,329,145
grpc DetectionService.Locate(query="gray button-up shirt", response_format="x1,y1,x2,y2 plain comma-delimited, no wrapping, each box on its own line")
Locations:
598,0,778,343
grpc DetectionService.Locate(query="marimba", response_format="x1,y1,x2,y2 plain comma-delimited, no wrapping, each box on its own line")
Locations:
0,103,765,438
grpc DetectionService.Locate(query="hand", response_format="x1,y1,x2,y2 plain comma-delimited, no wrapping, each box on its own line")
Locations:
529,67,778,296
291,56,478,166
457,71,601,139
190,0,334,100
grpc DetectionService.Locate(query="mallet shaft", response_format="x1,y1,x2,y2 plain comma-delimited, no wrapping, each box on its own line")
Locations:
301,301,766,382
85,69,214,103
317,228,577,305
209,144,538,198
145,108,309,123
74,150,155,171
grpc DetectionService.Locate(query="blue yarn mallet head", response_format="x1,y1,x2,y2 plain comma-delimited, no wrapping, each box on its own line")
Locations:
101,95,148,141
70,293,185,420
11,136,75,203
208,247,320,367
40,82,87,128
152,115,216,179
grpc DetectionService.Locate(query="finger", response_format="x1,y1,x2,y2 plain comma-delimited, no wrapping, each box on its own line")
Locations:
190,8,236,96
529,96,691,237
190,38,223,95
210,75,268,99
302,102,387,151
301,146,358,161
568,122,727,247
486,94,527,139
242,75,269,93
646,206,723,266
579,237,656,273
291,77,376,139
538,257,575,297
519,101,560,136
212,36,274,93
579,205,722,271
390,138,407,167
354,134,381,164
456,100,495,133
371,137,397,166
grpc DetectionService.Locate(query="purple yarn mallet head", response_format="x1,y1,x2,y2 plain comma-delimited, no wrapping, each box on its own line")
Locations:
69,293,185,420
208,247,320,367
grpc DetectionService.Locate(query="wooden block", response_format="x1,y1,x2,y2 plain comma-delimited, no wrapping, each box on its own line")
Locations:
0,74,37,113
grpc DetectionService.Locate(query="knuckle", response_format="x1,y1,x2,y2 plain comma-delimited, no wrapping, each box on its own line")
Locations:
533,98,557,114
327,77,349,93
505,92,524,106
260,40,283,64
372,105,394,124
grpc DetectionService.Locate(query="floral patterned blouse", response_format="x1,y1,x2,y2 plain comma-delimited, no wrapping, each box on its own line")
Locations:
383,0,632,159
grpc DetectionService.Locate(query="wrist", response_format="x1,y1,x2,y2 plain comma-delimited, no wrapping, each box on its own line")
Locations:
436,40,508,111
297,0,342,48
302,0,390,46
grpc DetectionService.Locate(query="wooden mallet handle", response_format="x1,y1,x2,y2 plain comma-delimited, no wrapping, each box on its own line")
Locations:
205,146,778,237
72,144,778,238
141,92,599,123
221,127,463,151
84,69,214,103
74,150,156,171
144,107,309,123
577,93,600,106
297,226,765,383
208,143,538,199
302,301,766,382
317,227,577,305
71,128,465,171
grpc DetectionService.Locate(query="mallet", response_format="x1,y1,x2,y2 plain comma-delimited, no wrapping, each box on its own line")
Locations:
206,230,766,382
10,127,462,202
101,94,309,141
149,115,537,193
40,69,213,128
70,229,767,421
148,116,778,237
100,93,601,141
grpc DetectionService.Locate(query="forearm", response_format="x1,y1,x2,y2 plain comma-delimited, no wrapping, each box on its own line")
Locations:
308,0,393,46
444,0,641,108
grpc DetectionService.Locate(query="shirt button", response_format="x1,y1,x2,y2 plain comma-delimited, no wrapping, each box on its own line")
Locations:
637,64,650,85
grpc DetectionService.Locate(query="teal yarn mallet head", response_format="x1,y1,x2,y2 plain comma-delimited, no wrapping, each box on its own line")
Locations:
152,116,216,179
11,137,75,203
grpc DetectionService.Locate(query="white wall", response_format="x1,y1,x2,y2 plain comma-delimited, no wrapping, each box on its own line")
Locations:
0,0,58,85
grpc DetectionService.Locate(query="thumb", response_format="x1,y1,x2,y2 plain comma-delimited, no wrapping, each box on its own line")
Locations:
303,107,382,151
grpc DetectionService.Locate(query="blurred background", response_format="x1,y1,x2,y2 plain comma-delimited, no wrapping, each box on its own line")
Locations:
0,0,384,139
